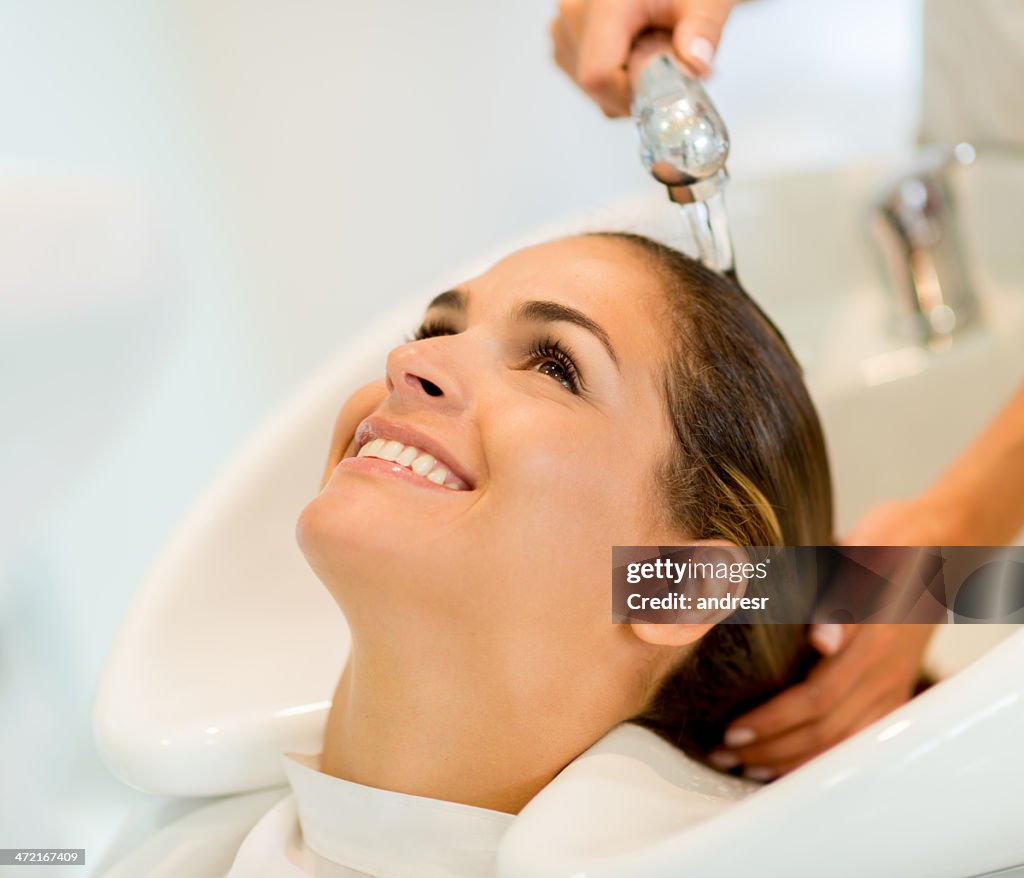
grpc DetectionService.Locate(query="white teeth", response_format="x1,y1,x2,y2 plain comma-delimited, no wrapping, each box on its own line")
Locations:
396,446,419,466
378,439,405,461
410,453,435,476
357,438,385,458
355,439,467,490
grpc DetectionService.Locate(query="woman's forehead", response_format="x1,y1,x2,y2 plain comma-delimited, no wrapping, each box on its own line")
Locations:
466,236,666,324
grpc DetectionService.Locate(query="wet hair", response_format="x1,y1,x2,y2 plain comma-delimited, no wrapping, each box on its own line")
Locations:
593,232,834,761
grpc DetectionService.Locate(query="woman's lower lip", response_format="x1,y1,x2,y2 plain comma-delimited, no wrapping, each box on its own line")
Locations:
334,456,464,491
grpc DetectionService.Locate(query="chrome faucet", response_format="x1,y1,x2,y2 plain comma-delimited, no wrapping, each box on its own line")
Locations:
870,143,981,347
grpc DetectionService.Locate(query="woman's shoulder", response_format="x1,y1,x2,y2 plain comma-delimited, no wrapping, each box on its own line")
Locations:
96,787,292,878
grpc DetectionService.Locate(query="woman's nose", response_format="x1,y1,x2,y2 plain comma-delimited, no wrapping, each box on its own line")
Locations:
384,339,470,409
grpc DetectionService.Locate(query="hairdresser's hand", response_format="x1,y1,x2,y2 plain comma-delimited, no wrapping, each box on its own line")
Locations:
707,500,947,780
551,0,738,117
708,622,935,780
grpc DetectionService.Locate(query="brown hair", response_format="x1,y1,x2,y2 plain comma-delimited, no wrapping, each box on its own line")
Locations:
595,233,834,760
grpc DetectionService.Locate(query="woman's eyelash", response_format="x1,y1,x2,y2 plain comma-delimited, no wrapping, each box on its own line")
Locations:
527,335,585,395
405,319,456,343
405,321,585,395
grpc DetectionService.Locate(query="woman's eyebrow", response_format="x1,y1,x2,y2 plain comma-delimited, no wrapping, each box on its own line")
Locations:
424,288,620,370
425,289,466,312
514,300,620,370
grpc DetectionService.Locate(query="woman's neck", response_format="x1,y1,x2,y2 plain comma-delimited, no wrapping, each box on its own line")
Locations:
319,629,643,813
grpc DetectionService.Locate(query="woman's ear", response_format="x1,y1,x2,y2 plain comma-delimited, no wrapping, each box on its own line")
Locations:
631,620,714,647
628,540,751,647
319,380,388,488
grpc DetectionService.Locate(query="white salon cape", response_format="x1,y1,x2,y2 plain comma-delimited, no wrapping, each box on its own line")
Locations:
97,723,758,878
225,752,515,877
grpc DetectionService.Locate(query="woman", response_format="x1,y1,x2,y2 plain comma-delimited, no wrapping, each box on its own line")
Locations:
220,231,833,876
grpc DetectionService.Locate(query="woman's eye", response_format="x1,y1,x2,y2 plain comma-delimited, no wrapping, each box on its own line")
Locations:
537,359,573,390
528,337,584,395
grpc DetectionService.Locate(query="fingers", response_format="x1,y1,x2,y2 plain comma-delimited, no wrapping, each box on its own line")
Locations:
550,0,737,116
717,672,900,772
739,698,899,779
721,626,872,742
550,16,579,82
708,624,929,779
809,622,850,656
574,0,649,117
672,0,736,76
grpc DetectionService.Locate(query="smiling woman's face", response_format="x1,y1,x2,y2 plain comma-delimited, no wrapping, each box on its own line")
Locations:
297,235,688,638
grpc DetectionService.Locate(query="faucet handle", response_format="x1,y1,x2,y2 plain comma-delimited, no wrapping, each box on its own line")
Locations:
628,31,730,204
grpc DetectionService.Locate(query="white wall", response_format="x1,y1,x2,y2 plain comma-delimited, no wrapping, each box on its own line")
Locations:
0,0,921,868
165,0,922,400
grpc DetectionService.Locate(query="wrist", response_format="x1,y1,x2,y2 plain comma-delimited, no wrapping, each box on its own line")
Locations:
918,480,980,545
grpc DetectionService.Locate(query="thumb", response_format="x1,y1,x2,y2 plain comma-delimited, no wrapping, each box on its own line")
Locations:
809,623,850,657
672,0,733,76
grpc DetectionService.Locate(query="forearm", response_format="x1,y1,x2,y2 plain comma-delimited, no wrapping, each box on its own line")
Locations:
926,382,1024,545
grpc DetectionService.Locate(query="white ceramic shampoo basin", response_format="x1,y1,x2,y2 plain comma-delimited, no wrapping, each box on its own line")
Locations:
94,154,1024,876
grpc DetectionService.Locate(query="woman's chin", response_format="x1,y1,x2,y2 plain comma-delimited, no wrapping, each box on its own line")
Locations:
295,479,464,581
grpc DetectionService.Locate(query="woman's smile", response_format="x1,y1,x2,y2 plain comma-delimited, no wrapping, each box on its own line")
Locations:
336,454,467,491
332,413,476,491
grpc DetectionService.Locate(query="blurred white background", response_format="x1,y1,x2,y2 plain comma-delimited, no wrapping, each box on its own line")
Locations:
0,0,921,872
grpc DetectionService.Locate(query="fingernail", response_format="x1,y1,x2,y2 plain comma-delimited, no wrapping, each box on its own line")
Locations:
709,750,741,769
811,623,844,655
724,727,757,748
686,36,715,68
744,766,776,782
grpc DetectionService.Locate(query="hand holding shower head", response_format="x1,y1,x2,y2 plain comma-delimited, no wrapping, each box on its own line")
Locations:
628,32,736,277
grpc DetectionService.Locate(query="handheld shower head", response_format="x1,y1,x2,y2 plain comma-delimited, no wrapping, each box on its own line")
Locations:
628,32,730,203
628,32,736,276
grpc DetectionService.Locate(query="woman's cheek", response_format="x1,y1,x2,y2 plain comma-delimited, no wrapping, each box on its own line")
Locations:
515,440,589,495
